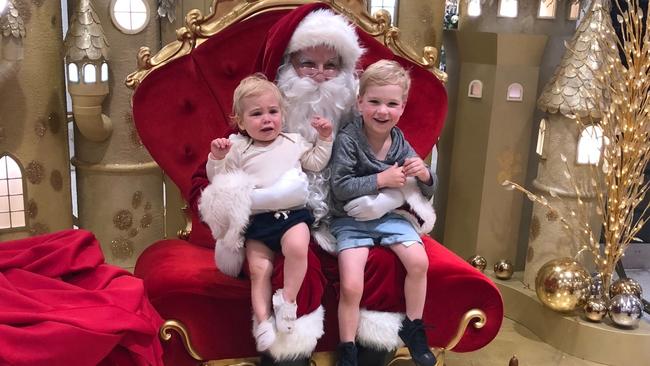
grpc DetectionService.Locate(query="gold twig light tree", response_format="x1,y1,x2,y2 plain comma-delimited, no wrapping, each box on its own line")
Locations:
504,0,650,291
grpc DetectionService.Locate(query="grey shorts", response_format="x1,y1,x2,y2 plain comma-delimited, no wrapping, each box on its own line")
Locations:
331,213,422,253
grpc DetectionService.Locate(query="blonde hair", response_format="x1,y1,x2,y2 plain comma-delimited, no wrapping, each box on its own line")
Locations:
358,60,411,101
231,73,284,129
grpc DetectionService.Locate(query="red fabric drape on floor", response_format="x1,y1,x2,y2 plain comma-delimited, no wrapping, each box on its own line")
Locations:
0,229,164,366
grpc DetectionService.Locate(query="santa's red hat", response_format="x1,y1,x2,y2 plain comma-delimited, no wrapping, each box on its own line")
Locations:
257,3,364,80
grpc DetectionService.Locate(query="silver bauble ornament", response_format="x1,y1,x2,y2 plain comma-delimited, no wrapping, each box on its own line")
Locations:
467,255,487,272
583,296,608,322
608,293,643,328
535,258,591,312
589,273,605,297
494,259,514,280
609,278,643,299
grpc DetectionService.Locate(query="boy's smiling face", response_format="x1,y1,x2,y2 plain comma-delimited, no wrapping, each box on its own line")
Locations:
357,84,406,138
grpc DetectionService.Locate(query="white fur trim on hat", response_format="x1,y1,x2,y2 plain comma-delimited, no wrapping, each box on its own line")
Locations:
260,305,325,361
198,169,254,276
287,9,364,72
357,309,405,351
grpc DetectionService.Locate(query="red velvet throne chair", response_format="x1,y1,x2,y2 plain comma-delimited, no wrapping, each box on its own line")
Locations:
127,1,503,365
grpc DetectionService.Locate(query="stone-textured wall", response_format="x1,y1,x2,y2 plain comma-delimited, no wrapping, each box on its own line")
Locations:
0,1,73,241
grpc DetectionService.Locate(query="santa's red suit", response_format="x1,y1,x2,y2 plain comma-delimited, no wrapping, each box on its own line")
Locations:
192,2,447,361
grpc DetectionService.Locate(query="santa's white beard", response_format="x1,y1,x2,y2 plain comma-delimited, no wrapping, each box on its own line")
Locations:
276,65,357,227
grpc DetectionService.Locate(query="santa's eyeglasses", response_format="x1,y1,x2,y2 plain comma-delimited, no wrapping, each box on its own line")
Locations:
291,58,341,78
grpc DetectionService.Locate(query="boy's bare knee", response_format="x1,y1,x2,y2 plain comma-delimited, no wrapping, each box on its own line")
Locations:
340,280,364,302
407,257,429,276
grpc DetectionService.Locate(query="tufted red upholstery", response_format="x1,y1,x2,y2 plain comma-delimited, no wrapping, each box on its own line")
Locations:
132,4,503,365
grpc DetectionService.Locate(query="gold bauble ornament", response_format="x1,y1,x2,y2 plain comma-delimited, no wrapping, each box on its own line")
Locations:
494,259,514,280
609,278,643,300
535,258,591,312
583,296,608,322
467,255,487,272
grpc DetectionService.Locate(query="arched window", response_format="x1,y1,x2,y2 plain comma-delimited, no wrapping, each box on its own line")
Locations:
101,62,109,82
577,125,603,165
498,0,518,18
110,0,150,34
568,1,580,20
0,155,26,230
467,0,481,17
368,0,398,25
536,119,547,158
538,0,557,18
68,63,79,83
468,80,483,98
83,64,96,83
507,83,523,101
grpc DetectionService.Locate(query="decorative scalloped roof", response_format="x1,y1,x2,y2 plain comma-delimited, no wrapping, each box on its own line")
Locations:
64,0,109,62
0,0,26,39
537,0,612,118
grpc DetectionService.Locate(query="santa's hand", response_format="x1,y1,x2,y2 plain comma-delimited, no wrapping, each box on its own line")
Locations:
344,188,405,221
250,169,309,211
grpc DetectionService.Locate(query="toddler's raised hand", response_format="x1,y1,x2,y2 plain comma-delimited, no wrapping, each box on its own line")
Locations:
311,115,333,141
403,157,431,183
377,163,406,189
210,138,232,160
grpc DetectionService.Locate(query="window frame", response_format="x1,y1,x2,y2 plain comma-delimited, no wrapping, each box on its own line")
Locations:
497,0,518,18
467,0,481,17
567,1,580,21
576,124,604,165
506,83,524,102
368,0,399,25
0,154,28,232
537,0,557,19
110,0,150,35
468,79,483,99
536,118,547,159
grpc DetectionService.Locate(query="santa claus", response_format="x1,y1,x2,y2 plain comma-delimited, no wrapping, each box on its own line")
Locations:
197,3,443,365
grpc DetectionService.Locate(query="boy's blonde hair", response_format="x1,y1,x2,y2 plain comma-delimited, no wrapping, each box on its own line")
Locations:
358,60,411,101
231,73,284,129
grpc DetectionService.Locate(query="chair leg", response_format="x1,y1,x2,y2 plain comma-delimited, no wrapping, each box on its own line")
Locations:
357,344,396,366
260,353,311,366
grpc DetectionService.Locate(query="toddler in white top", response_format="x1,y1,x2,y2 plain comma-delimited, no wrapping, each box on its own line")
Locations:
206,74,333,351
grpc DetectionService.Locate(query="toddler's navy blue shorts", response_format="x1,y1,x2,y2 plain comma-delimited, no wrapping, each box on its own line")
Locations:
244,209,314,252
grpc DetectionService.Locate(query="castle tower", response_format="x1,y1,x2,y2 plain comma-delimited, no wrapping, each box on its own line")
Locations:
523,0,610,286
0,0,73,241
65,0,163,271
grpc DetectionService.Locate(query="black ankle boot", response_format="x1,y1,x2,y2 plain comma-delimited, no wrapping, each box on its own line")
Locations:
398,318,436,366
356,343,395,366
337,342,358,366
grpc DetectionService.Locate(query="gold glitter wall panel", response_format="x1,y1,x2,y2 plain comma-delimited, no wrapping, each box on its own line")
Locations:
0,0,73,242
443,31,547,267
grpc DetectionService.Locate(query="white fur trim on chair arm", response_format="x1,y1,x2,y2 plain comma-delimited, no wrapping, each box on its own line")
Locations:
357,309,405,351
198,169,254,276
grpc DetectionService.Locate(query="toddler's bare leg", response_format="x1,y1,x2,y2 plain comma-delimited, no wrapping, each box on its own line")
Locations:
280,222,310,302
246,240,275,323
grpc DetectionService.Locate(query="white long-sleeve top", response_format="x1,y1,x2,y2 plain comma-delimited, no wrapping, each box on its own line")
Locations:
206,132,332,189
